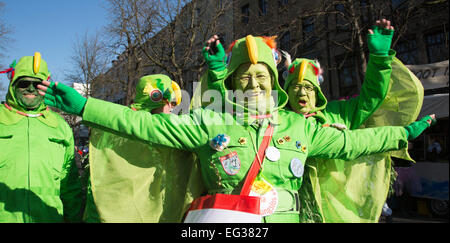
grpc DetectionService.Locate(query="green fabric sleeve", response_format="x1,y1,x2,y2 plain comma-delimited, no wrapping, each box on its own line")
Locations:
404,115,435,140
326,50,395,129
207,68,228,93
59,123,83,222
306,121,408,160
82,98,208,151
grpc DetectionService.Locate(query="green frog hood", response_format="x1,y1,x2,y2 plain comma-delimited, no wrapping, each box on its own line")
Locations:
130,74,181,112
0,53,60,128
5,53,51,113
221,35,288,116
284,58,328,113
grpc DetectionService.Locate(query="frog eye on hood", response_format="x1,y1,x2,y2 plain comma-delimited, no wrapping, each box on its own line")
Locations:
149,89,163,102
318,75,324,85
272,49,282,66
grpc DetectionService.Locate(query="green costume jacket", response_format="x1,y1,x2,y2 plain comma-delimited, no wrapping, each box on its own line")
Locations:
85,118,204,223
198,36,422,222
294,56,423,222
197,38,397,222
0,56,82,223
81,96,409,223
0,106,81,223
73,36,410,223
282,52,395,222
84,74,204,222
0,57,82,222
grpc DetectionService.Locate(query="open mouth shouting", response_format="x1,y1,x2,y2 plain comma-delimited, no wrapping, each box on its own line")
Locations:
298,99,308,107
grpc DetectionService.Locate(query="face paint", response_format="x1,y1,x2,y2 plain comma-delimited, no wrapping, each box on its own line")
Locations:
288,80,317,115
14,77,44,110
233,63,273,111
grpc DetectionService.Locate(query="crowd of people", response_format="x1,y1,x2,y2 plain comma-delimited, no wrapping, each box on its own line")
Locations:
0,19,436,223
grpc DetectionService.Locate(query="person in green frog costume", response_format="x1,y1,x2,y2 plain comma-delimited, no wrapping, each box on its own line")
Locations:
38,35,434,223
0,53,82,222
83,74,204,222
200,19,426,222
283,20,425,223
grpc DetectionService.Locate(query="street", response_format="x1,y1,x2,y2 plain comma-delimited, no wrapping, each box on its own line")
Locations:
380,214,448,223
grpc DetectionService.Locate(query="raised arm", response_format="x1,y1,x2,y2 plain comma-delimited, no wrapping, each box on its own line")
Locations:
328,19,396,129
202,35,228,92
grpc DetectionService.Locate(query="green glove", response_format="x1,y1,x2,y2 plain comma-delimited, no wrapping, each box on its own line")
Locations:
367,25,394,56
44,81,87,116
404,115,436,140
202,42,226,71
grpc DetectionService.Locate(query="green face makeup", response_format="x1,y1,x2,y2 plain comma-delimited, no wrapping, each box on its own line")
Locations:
14,77,44,110
233,63,273,105
288,80,317,115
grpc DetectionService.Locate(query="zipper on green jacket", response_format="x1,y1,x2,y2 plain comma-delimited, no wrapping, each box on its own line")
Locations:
25,117,31,223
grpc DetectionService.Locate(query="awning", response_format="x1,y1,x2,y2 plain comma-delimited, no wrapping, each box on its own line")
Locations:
419,93,449,118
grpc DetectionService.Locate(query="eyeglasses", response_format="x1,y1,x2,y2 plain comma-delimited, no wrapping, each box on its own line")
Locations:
16,81,41,89
292,84,315,92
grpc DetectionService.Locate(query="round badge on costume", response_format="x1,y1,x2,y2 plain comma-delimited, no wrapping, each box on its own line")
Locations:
290,158,304,178
265,146,280,162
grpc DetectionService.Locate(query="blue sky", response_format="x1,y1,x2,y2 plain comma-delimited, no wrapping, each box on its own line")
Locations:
0,0,109,97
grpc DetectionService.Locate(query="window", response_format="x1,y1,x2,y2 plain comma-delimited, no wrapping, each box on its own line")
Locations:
241,4,250,24
259,0,268,16
360,0,370,24
391,0,408,10
280,31,290,51
336,55,358,97
279,0,288,6
335,4,349,31
303,17,314,34
425,30,449,63
395,39,418,64
302,17,316,48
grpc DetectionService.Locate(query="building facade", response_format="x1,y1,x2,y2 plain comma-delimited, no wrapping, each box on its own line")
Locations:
233,0,449,99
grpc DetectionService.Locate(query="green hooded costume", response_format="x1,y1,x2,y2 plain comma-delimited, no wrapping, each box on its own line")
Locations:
84,74,204,222
284,56,424,222
0,54,82,222
198,27,423,222
59,36,411,223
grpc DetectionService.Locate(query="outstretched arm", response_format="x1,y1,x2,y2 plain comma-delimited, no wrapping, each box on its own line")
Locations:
307,114,435,160
38,81,208,151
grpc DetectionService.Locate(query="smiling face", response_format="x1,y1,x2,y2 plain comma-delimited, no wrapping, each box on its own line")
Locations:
288,79,317,115
232,62,273,107
14,77,44,110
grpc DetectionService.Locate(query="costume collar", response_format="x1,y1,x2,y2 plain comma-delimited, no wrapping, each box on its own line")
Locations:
4,102,44,117
0,102,58,127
